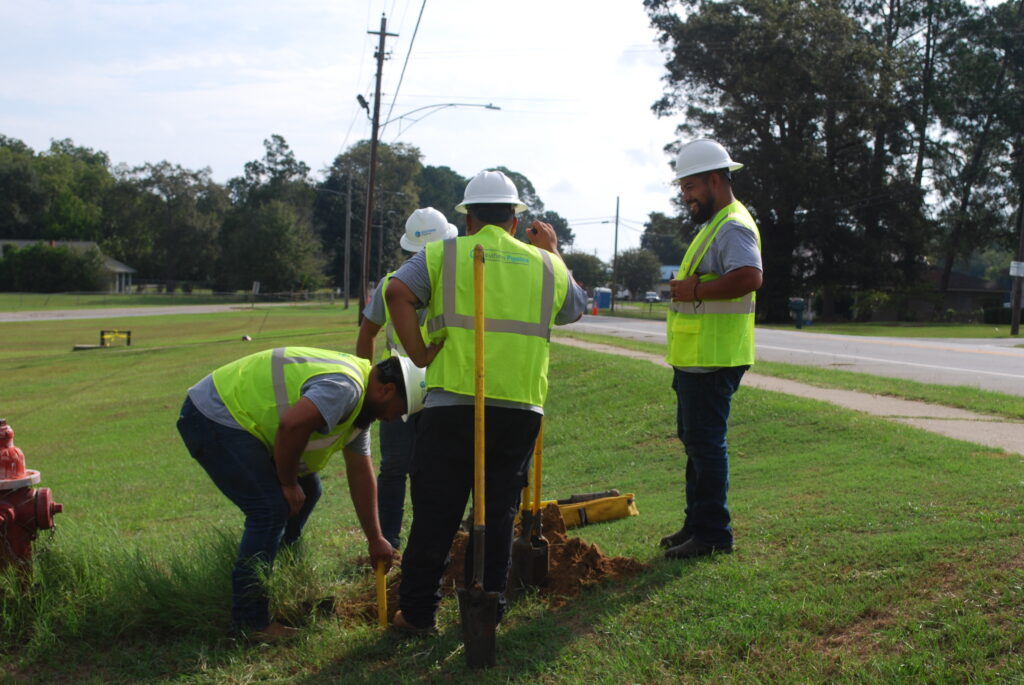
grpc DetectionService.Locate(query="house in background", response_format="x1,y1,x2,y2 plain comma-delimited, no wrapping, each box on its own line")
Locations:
0,240,137,293
655,265,677,301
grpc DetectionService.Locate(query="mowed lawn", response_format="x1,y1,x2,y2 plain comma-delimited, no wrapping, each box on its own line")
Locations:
2,305,1023,684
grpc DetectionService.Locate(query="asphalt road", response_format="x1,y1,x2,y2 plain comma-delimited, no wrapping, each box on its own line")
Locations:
565,314,1024,397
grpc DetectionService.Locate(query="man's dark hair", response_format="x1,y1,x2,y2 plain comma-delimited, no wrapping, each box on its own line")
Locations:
374,356,406,405
703,168,733,184
467,203,515,225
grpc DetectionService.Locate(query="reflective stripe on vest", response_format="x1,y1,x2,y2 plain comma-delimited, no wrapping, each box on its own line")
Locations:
426,238,556,340
214,347,370,475
666,201,761,368
422,225,570,405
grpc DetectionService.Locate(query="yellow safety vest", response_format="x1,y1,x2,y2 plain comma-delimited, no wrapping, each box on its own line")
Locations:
380,272,429,361
212,347,371,475
666,201,761,368
423,224,570,406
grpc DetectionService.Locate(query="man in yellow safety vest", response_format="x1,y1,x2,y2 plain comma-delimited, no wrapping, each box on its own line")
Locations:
356,207,457,550
176,347,424,641
384,169,587,633
661,139,763,560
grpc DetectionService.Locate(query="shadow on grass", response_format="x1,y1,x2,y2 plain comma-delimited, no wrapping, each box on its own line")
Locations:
292,555,703,684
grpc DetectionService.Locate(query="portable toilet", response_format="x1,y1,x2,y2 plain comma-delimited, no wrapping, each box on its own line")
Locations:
594,287,612,309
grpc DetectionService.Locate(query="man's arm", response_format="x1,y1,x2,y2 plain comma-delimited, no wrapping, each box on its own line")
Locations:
671,266,763,303
385,277,443,367
355,319,382,360
342,446,395,570
274,397,324,516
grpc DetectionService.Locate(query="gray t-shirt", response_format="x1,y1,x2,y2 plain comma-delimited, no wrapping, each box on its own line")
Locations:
675,218,763,373
391,246,588,412
187,372,370,455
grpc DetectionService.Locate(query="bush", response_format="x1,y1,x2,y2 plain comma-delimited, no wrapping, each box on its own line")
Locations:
983,306,1017,325
0,243,106,292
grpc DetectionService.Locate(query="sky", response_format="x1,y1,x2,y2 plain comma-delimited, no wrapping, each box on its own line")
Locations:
1,0,687,262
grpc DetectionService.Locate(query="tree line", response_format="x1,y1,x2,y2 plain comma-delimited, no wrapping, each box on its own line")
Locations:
0,134,577,296
643,0,1023,321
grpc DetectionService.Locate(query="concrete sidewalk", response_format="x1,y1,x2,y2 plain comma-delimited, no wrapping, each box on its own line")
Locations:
554,337,1024,456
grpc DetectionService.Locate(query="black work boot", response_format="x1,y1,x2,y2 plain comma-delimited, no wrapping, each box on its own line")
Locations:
659,526,692,549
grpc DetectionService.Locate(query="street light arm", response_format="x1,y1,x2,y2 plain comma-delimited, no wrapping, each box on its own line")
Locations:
380,102,500,131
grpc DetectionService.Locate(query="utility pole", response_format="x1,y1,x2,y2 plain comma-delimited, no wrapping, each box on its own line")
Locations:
343,172,352,309
361,14,397,311
1011,185,1023,336
610,196,620,313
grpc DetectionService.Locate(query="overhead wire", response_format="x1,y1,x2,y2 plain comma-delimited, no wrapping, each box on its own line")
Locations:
383,0,427,135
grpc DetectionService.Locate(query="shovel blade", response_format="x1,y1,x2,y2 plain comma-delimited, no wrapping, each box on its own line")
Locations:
457,586,499,669
511,535,549,589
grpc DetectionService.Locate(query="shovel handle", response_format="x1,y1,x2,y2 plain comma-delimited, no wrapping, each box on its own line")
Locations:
531,419,543,516
376,560,387,627
473,244,486,528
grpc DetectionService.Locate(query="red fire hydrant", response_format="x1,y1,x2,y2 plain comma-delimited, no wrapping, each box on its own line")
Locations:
0,418,63,571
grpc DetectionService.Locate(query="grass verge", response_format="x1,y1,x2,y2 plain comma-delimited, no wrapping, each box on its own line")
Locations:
1,310,1022,682
554,329,1024,421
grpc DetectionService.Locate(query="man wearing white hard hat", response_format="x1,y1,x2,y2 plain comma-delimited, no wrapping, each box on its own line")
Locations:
356,207,456,549
385,169,587,633
661,139,763,560
176,347,425,641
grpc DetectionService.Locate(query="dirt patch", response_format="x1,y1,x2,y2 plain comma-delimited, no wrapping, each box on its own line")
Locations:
335,503,645,624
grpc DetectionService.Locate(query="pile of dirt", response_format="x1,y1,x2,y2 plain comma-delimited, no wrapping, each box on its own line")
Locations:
335,503,645,624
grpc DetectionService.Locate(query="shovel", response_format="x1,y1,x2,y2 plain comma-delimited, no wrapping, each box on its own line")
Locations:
510,420,549,588
457,244,499,669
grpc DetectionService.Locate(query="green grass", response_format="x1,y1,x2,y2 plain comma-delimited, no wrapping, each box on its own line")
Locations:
555,329,1024,421
3,310,1024,682
761,321,1021,339
0,291,343,311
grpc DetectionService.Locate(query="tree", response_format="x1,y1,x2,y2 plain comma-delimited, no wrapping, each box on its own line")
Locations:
562,252,608,292
219,200,325,292
109,162,228,285
0,137,47,240
314,141,422,294
417,165,466,228
615,247,661,298
0,242,105,292
640,211,686,264
644,0,936,320
220,135,323,291
34,139,115,242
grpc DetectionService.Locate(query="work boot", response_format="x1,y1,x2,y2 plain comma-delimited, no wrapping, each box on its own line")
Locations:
390,610,436,636
250,621,300,643
664,538,733,560
659,526,692,549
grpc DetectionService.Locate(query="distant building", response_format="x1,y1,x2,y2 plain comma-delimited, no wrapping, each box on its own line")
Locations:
0,240,136,293
655,265,677,301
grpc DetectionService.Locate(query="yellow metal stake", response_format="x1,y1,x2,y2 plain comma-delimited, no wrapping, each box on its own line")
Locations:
376,560,387,627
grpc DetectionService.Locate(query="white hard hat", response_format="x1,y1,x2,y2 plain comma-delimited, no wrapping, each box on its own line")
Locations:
395,355,427,421
401,207,457,252
455,170,528,215
673,139,743,180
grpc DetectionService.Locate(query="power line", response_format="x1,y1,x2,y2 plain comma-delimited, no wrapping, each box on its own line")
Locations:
383,0,427,127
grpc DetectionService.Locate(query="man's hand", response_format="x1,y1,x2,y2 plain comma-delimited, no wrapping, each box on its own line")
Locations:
670,275,701,302
526,220,560,256
419,340,445,367
368,534,396,572
281,482,306,517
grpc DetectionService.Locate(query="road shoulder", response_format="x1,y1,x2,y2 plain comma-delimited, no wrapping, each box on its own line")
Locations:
553,336,1024,456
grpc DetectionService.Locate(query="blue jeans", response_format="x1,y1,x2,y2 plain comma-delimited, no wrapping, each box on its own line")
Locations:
377,415,417,549
672,366,748,548
176,397,321,631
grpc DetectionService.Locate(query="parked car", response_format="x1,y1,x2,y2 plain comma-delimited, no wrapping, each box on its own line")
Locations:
644,291,660,303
